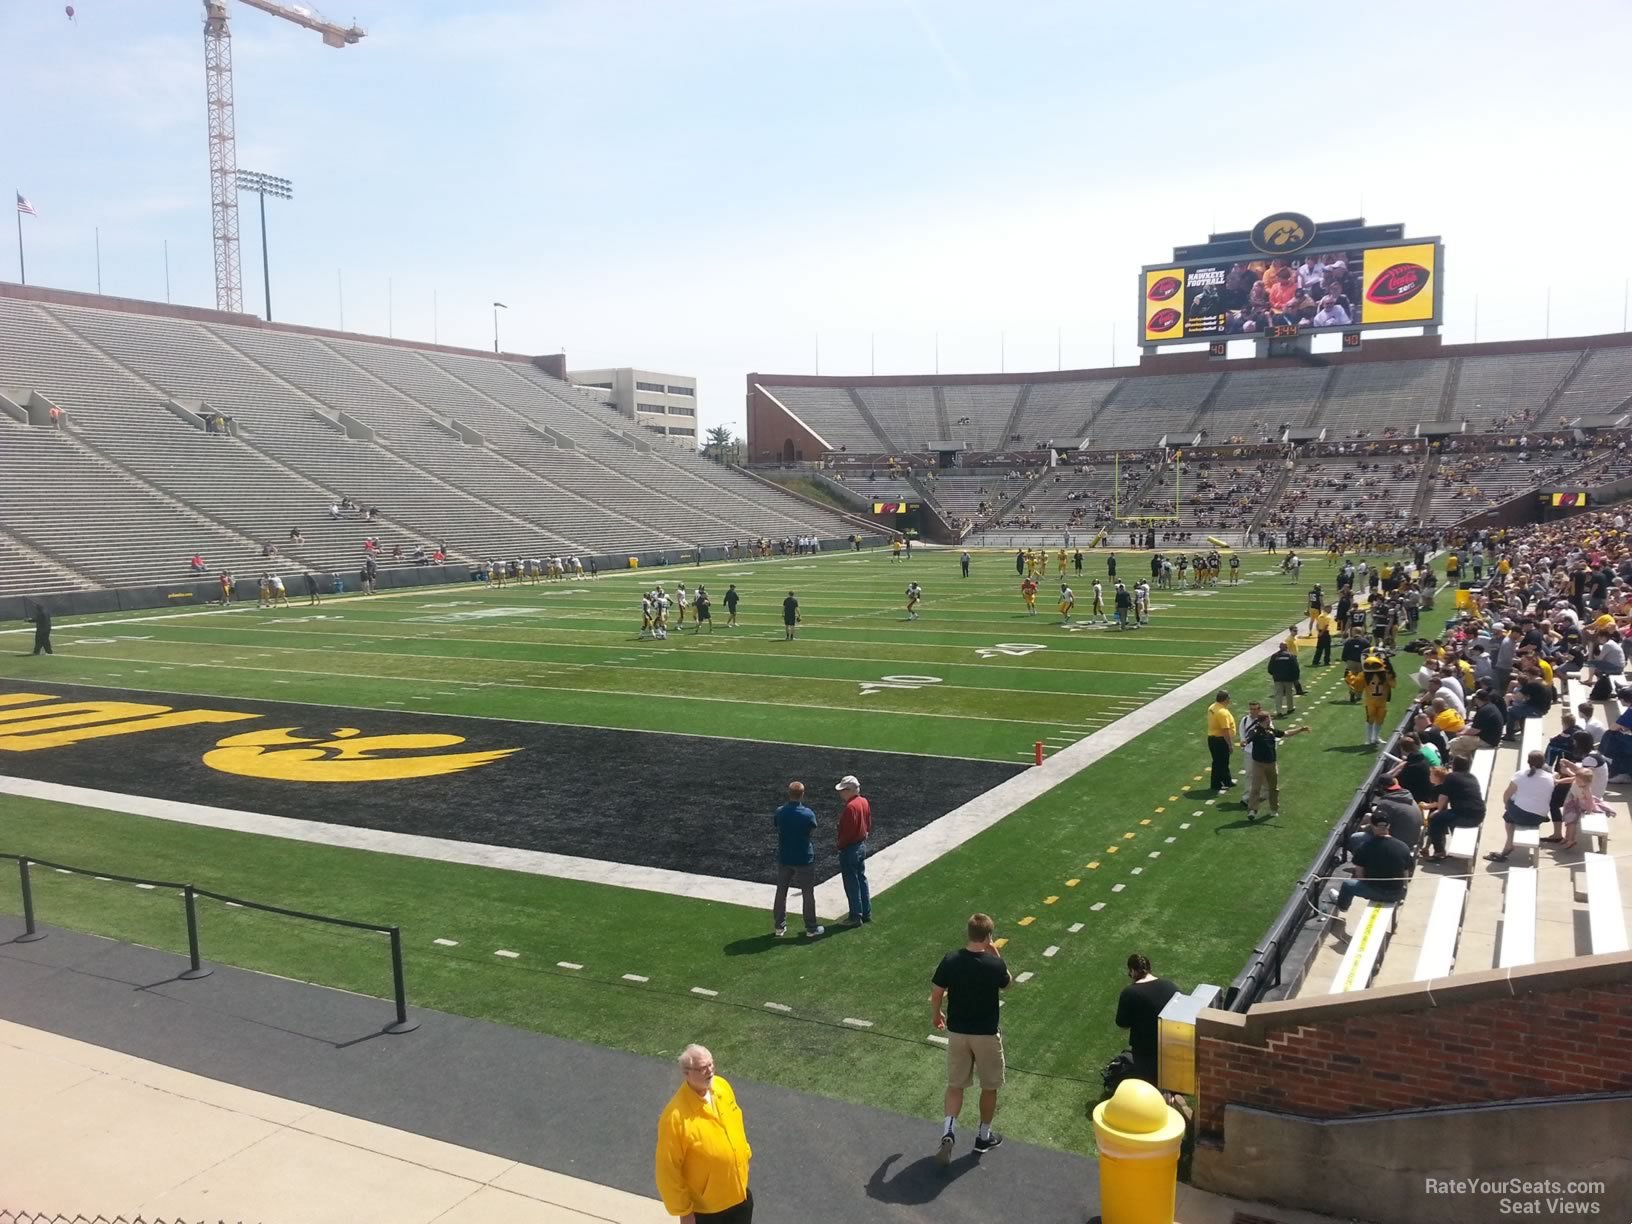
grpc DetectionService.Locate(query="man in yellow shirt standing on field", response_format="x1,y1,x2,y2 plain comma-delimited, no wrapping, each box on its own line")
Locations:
657,1044,754,1222
1207,689,1237,793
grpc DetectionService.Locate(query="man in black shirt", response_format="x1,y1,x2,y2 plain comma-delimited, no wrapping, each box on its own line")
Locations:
26,603,52,655
724,584,740,627
930,913,1012,1163
1426,754,1486,860
1328,812,1412,911
782,591,799,641
1115,953,1179,1087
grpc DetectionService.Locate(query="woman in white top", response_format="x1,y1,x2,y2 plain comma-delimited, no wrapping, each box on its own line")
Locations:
1488,750,1554,862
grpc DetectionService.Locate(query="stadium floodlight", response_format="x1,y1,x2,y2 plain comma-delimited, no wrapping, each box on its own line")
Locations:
492,300,508,353
236,170,293,321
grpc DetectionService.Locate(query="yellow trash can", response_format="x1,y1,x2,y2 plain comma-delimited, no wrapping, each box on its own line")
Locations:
1454,587,1471,610
1091,1080,1185,1224
628,557,640,569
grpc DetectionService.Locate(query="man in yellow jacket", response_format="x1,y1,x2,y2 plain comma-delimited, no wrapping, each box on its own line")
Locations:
657,1044,754,1222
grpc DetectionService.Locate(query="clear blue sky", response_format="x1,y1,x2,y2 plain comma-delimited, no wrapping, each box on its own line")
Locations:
5,0,1631,438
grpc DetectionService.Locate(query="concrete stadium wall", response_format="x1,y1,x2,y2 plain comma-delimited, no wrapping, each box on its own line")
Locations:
1192,951,1632,1221
747,385,833,465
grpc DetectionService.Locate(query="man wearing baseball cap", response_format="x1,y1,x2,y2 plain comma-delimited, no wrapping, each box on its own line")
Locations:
835,775,873,926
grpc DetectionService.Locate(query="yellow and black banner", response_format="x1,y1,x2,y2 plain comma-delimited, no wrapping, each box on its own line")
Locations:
1550,492,1589,507
873,501,917,514
1360,243,1438,325
1142,268,1186,342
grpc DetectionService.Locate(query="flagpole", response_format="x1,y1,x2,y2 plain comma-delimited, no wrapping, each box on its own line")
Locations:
15,206,24,286
95,226,102,294
164,239,171,303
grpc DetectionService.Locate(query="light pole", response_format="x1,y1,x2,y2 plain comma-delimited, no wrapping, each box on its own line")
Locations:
236,170,291,320
492,301,508,353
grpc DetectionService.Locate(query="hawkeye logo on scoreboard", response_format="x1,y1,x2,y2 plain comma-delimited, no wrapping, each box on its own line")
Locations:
873,501,918,514
0,690,518,783
1250,211,1316,255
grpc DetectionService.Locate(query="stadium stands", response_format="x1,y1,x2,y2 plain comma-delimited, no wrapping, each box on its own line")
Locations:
0,290,863,596
1447,352,1579,429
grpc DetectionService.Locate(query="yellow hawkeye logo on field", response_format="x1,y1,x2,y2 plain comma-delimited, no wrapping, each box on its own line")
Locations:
204,727,518,783
0,691,518,783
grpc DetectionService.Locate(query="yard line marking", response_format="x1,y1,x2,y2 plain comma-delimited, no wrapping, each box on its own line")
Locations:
1205,799,1216,805
94,876,110,881
224,901,242,908
134,883,156,890
1042,946,1059,958
433,938,459,947
928,1034,949,1046
1122,832,1136,840
54,868,70,874
495,950,520,959
1065,878,1080,887
1068,922,1084,933
1141,818,1153,825
1105,846,1119,855
764,1002,793,1013
993,937,1007,948
1168,795,1179,801
1017,916,1035,926
1113,883,1127,891
622,973,649,983
1015,971,1035,983
1149,851,1162,859
1165,836,1177,844
1091,902,1106,911
690,987,718,997
1086,861,1100,870
557,961,583,970
842,1017,874,1028
1043,896,1058,905
1130,868,1143,875
1192,810,1203,816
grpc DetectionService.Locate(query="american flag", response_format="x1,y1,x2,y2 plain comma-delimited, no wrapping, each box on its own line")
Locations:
15,192,37,217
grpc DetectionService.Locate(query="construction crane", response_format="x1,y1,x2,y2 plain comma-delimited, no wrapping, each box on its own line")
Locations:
203,0,364,313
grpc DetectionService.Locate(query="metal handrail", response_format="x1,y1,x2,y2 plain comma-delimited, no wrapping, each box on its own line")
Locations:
2,852,417,1034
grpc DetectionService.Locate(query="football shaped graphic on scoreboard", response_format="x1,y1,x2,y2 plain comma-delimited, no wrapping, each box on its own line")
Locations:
1365,263,1430,306
1146,275,1181,301
1147,307,1181,334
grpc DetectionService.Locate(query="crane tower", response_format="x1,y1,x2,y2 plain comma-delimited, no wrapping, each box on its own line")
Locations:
202,0,363,314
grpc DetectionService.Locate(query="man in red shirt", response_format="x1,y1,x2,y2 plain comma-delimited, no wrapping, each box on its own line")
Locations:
835,775,873,926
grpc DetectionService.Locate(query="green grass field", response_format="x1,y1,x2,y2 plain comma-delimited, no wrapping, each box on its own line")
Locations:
0,546,1386,1154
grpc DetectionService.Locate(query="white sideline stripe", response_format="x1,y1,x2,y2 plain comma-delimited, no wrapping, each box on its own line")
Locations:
927,1034,949,1046
1015,971,1035,983
764,1002,792,1013
433,938,459,947
494,949,520,959
1068,922,1084,933
622,973,649,983
1042,946,1059,958
224,901,242,908
54,868,70,874
690,987,718,997
134,883,156,890
842,1017,873,1028
556,961,583,970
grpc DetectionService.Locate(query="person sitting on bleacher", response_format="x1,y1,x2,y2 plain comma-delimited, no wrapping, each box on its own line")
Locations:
1487,751,1554,863
1558,769,1613,853
1503,664,1556,739
1363,777,1424,855
1328,810,1412,913
1388,735,1439,803
1424,755,1485,862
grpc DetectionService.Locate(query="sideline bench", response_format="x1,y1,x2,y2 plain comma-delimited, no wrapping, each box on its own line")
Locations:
1329,901,1397,993
1413,876,1469,980
1497,866,1537,968
1583,852,1628,954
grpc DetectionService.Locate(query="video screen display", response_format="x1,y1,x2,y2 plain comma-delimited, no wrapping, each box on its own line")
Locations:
1142,242,1438,343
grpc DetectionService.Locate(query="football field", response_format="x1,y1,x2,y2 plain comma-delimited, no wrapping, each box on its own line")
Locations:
0,545,1386,1153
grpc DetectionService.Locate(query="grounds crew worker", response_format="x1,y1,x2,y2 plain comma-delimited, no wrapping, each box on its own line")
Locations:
26,602,52,655
657,1043,754,1223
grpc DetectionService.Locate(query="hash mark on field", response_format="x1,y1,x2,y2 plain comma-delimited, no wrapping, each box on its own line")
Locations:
764,1002,793,1013
135,883,156,890
1015,971,1034,983
1192,810,1203,816
1068,922,1084,933
54,868,70,874
1042,946,1059,958
1206,799,1216,806
1017,916,1035,926
557,961,583,970
1065,878,1079,887
1091,902,1106,911
993,938,1007,948
1130,868,1143,875
1044,896,1058,905
1166,836,1177,844
928,1034,949,1046
495,950,520,959
1168,795,1179,801
94,876,110,881
1141,818,1153,825
1113,883,1126,892
691,987,718,997
1105,846,1119,855
1123,832,1136,840
1149,851,1162,859
1086,861,1100,870
433,938,459,947
622,973,649,983
842,1017,874,1028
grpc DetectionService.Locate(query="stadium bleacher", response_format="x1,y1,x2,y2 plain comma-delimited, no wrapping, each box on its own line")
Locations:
0,291,863,596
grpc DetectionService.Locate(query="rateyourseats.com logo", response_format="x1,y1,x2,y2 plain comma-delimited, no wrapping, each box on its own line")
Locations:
1424,1178,1607,1215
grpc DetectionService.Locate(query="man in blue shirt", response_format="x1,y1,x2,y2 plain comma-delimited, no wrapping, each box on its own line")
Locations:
772,782,824,938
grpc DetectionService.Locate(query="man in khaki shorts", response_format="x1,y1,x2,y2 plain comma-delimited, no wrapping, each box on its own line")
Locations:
930,912,1013,1164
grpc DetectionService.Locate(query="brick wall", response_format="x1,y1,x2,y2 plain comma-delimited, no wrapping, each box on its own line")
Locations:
1196,952,1632,1139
